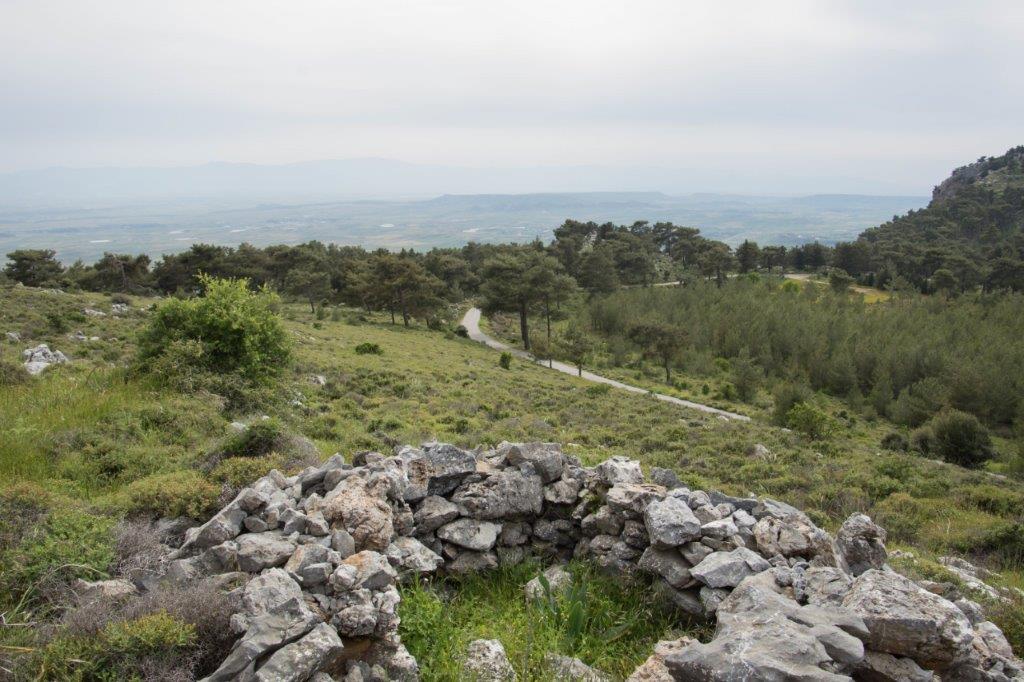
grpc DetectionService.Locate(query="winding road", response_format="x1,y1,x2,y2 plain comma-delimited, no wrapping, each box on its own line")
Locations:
460,308,750,422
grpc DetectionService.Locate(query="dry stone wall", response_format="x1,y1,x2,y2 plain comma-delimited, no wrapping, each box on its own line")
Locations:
151,441,1022,681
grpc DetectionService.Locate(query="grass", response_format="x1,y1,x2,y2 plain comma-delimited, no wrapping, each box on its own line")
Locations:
2,283,1024,673
399,561,695,680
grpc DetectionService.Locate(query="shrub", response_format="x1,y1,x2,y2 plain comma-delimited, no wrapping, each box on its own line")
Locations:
772,382,812,425
880,432,909,451
354,342,383,355
109,293,131,305
45,310,69,333
125,471,220,519
0,357,27,386
454,324,469,338
1,508,115,607
499,352,513,370
137,276,290,382
221,419,286,458
785,402,834,440
909,426,934,454
211,454,286,488
929,409,994,468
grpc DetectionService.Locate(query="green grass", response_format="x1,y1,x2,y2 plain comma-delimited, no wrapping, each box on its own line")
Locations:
399,561,695,680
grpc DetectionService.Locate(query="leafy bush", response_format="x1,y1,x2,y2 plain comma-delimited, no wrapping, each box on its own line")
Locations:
221,419,285,458
0,357,27,386
35,611,197,681
880,432,908,451
211,454,286,488
137,276,290,382
354,342,383,355
125,470,220,519
785,402,834,439
772,382,812,425
499,352,513,370
1,509,115,607
909,425,934,454
454,324,469,338
929,409,994,468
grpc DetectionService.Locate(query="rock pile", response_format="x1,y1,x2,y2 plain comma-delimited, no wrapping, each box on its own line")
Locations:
154,442,1021,681
22,343,68,375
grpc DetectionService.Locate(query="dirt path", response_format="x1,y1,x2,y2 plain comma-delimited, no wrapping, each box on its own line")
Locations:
460,308,750,422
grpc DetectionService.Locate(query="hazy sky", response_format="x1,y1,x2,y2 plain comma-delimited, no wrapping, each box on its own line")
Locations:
2,0,1022,193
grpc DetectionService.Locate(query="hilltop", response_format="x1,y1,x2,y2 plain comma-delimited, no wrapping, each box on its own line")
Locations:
850,146,1024,291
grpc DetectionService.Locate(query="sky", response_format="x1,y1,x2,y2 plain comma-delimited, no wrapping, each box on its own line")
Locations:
1,0,1023,194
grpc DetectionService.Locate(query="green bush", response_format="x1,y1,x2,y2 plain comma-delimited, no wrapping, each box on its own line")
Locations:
0,357,27,386
454,324,469,338
499,352,513,370
929,409,994,468
211,454,286,488
137,276,290,382
909,425,934,454
125,471,220,519
772,382,812,425
354,342,383,355
35,611,197,681
786,402,834,440
1,508,115,605
221,419,286,458
880,432,908,451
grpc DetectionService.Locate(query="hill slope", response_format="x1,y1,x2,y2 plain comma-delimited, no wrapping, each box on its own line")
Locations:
854,146,1024,291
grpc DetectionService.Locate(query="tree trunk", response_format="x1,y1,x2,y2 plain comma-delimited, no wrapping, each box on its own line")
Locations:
577,364,582,377
519,302,530,351
309,299,316,314
400,290,410,327
664,359,671,383
390,308,396,325
545,297,552,368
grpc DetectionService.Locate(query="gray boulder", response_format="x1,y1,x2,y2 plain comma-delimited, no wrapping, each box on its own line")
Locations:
236,533,297,572
386,537,444,576
407,443,477,497
525,564,572,601
643,496,701,549
545,653,611,681
854,651,933,682
463,639,517,681
835,513,887,576
841,568,974,670
451,467,544,519
594,456,644,487
254,622,344,682
638,547,693,590
690,547,771,589
413,495,460,532
437,518,501,551
500,442,565,483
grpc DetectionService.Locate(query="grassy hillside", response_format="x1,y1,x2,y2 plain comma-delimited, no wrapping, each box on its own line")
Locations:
2,283,1023,677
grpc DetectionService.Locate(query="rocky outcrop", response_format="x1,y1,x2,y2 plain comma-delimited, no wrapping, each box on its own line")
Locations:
22,344,68,375
162,441,1021,681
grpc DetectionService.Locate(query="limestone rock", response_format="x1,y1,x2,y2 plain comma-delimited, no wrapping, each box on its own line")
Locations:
500,442,565,483
594,456,644,487
236,532,296,572
451,467,543,519
525,564,572,601
841,568,974,670
638,547,693,589
437,518,501,551
463,639,517,681
643,496,701,549
386,536,444,576
545,653,611,681
627,638,695,681
690,547,771,589
835,513,887,576
323,475,395,552
254,622,344,682
413,495,460,532
853,651,932,682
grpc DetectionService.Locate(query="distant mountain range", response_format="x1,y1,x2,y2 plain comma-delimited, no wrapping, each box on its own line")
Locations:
0,158,921,206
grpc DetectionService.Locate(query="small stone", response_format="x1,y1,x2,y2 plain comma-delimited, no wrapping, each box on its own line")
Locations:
463,639,516,681
437,518,501,551
644,496,701,549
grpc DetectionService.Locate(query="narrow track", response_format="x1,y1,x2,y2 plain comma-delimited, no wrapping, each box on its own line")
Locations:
460,308,750,422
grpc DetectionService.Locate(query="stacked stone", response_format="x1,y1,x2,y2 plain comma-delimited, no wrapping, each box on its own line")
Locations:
157,441,1022,682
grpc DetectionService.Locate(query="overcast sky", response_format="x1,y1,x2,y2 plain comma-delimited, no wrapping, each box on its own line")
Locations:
2,0,1022,194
